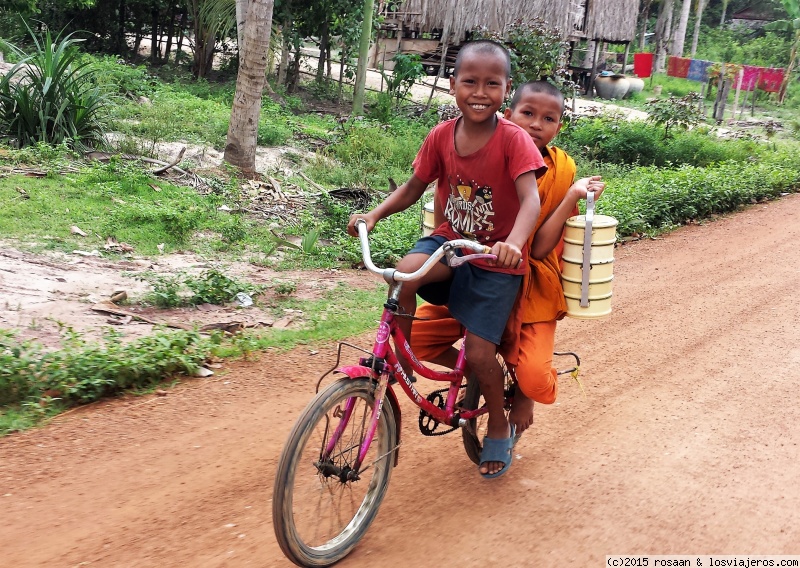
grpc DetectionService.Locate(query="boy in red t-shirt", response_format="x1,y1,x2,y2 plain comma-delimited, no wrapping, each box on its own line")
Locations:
347,40,544,478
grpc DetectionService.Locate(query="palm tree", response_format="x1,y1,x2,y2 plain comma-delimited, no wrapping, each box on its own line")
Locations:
670,0,692,56
224,0,275,174
690,0,709,58
767,0,800,103
352,0,375,115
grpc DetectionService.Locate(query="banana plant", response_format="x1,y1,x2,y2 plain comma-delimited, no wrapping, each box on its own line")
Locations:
765,0,800,103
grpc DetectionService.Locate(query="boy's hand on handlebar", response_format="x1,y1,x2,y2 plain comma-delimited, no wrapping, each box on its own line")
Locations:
347,213,378,237
490,241,523,269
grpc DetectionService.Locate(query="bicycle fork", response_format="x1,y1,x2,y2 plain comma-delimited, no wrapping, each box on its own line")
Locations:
317,377,390,482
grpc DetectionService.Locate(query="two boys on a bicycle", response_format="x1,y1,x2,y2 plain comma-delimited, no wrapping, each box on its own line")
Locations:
348,40,604,479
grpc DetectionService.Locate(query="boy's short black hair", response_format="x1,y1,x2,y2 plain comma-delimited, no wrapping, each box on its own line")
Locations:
453,40,511,78
509,81,565,114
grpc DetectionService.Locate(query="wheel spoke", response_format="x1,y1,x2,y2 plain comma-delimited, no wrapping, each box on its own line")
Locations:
273,379,395,566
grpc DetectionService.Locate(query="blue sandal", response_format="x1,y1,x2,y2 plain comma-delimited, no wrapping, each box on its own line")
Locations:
479,425,516,479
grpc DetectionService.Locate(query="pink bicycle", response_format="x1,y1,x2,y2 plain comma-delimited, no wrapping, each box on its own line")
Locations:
272,220,579,567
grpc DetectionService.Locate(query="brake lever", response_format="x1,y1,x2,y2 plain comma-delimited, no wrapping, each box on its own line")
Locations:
447,253,497,267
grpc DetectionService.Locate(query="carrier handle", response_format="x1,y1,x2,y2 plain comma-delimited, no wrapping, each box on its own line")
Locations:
580,191,595,307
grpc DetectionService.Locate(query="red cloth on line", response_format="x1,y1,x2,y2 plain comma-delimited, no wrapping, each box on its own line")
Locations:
633,52,653,78
667,56,691,78
740,65,762,92
758,68,785,93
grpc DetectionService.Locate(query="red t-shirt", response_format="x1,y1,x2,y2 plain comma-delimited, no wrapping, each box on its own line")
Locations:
412,116,545,275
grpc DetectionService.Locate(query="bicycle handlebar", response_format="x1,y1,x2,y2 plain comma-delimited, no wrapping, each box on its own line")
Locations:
355,219,492,283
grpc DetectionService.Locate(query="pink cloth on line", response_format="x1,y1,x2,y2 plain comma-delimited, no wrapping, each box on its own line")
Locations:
758,68,785,93
739,65,761,91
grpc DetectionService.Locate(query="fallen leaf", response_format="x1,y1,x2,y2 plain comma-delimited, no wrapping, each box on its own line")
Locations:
70,225,87,237
111,197,126,204
149,183,162,192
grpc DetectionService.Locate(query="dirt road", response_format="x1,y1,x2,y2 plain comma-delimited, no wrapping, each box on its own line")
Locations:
2,194,800,567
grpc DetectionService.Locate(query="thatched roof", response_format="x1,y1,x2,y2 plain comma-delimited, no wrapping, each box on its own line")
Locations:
390,0,637,43
731,3,787,22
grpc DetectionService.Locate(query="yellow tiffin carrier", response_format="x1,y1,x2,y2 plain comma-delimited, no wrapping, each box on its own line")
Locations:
561,192,618,319
422,201,435,236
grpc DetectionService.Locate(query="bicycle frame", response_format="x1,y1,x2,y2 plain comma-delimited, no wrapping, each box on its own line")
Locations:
318,221,503,477
324,301,497,476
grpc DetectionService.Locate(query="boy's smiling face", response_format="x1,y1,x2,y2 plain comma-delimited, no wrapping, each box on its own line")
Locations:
503,90,563,150
449,51,511,126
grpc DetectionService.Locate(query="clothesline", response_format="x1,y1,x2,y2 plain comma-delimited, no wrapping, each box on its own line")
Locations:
667,56,785,93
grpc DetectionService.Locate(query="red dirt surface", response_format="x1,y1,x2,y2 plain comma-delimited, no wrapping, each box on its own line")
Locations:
2,194,800,567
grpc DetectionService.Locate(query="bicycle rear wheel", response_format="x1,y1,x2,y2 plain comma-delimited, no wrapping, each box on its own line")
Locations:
273,378,397,567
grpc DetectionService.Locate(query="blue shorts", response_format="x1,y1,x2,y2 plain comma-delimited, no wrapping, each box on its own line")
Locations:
409,235,522,345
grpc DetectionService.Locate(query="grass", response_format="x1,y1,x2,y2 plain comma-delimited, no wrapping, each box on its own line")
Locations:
0,282,386,435
0,157,280,257
3,51,800,434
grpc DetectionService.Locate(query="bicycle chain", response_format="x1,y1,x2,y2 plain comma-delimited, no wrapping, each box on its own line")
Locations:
418,385,466,437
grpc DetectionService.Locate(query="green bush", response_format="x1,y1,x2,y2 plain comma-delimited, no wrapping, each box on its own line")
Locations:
0,327,214,410
308,117,429,188
81,54,158,98
0,25,111,149
558,117,763,167
598,149,800,235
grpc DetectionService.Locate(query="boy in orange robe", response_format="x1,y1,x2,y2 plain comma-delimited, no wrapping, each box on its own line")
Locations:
411,81,605,435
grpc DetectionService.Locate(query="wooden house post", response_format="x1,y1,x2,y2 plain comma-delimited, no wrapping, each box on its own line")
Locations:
588,38,601,98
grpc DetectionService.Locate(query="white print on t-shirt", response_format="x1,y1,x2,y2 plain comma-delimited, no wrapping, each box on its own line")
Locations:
443,178,495,240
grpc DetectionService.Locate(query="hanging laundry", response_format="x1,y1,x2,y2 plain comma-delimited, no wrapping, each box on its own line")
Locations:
686,59,713,82
667,56,691,78
739,65,762,91
633,53,654,78
758,68,785,93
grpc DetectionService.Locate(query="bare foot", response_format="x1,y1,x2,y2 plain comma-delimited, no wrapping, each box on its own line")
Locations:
508,390,534,435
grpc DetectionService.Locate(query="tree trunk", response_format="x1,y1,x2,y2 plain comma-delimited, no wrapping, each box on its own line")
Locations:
288,41,301,93
353,0,376,115
670,0,691,56
779,30,799,103
175,7,187,64
690,0,709,58
165,2,176,62
317,21,329,83
654,0,674,72
326,40,332,79
224,0,275,175
638,0,653,51
150,1,160,63
236,0,249,52
720,0,729,25
116,0,127,56
277,17,291,86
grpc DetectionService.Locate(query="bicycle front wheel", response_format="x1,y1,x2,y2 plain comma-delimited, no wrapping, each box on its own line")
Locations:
273,378,397,567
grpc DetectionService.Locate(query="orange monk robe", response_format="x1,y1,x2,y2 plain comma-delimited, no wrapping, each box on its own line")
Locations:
413,147,577,366
499,146,576,366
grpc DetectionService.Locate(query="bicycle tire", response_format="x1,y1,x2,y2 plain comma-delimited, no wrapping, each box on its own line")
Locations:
461,364,515,466
273,378,397,567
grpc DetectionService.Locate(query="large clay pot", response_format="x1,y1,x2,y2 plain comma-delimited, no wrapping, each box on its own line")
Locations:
625,76,645,97
594,74,630,100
